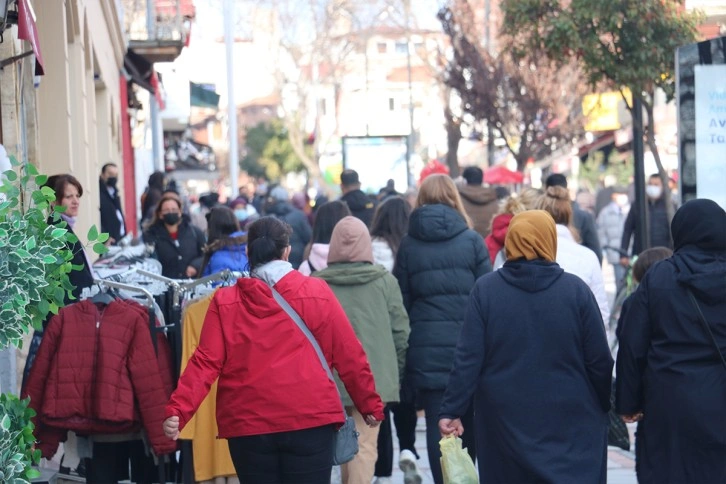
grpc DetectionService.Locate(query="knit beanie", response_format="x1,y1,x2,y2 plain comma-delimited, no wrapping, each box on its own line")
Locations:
327,216,374,264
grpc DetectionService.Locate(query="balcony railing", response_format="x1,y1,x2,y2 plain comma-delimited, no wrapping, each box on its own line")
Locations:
122,0,194,44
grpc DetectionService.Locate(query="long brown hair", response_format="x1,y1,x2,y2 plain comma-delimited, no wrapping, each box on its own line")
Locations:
416,174,473,228
535,186,580,242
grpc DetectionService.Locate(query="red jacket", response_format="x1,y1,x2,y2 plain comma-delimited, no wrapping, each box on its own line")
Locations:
23,300,177,457
165,270,384,438
485,213,514,263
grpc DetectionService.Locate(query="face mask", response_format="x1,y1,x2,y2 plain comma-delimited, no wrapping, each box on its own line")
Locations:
162,213,181,226
106,177,118,188
614,195,629,207
234,209,247,221
646,185,662,199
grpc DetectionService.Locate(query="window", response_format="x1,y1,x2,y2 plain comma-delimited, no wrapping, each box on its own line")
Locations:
377,42,387,54
389,97,395,111
395,41,408,54
414,42,424,52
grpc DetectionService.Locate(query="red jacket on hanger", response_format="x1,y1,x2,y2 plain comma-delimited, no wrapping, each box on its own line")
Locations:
166,270,384,438
23,299,177,457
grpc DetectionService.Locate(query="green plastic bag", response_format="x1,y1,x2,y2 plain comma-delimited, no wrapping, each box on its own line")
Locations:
440,435,479,484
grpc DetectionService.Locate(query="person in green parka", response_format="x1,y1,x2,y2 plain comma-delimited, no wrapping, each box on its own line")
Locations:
315,215,410,484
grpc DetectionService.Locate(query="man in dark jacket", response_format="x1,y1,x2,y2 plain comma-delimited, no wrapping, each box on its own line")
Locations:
457,166,499,238
99,163,126,243
545,173,602,263
340,169,376,226
265,185,312,269
619,174,674,262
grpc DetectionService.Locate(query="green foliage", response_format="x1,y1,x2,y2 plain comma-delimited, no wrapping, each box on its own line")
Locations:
578,151,632,192
0,394,41,483
502,0,701,102
0,157,107,348
241,120,306,180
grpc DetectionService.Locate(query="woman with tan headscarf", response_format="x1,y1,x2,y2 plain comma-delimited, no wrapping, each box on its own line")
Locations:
439,210,612,484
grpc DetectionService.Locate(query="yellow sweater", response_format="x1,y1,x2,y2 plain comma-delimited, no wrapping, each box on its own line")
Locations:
180,293,237,481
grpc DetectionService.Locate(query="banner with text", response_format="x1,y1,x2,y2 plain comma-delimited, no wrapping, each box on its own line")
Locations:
695,65,726,209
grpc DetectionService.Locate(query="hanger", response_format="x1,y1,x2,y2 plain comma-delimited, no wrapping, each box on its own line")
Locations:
90,283,116,305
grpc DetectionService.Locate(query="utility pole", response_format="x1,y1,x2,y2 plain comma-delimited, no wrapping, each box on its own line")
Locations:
405,0,414,187
225,0,239,197
146,0,164,172
484,0,495,167
632,98,649,252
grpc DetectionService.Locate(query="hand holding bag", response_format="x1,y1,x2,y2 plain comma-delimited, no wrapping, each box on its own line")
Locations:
267,286,359,465
439,435,479,484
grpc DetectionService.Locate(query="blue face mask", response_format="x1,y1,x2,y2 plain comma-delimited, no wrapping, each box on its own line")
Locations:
234,209,247,221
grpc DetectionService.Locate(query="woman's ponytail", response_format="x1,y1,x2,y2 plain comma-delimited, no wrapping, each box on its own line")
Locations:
247,216,292,270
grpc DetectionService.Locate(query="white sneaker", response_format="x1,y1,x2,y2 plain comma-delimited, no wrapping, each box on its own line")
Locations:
373,477,393,484
399,449,423,484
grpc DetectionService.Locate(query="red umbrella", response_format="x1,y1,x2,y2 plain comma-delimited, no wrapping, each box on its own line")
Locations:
419,160,450,185
484,164,524,185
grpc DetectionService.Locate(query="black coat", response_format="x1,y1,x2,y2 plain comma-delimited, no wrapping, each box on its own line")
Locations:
616,246,726,483
620,196,673,255
393,204,491,391
99,179,126,242
266,201,312,269
572,202,602,263
440,260,612,484
144,219,206,279
341,189,376,227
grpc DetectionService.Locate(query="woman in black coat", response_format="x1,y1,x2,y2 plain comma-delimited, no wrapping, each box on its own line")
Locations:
439,210,612,484
616,199,726,484
393,174,491,484
143,193,206,279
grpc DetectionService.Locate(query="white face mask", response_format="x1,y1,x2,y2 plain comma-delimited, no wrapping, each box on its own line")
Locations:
646,185,662,199
614,194,629,207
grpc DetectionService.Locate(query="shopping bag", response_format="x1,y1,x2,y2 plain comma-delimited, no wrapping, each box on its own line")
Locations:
440,435,479,484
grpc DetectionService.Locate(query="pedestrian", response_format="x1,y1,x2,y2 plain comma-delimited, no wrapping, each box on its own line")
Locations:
456,166,499,238
314,216,409,484
163,216,385,484
265,185,312,269
545,173,603,263
199,206,248,277
368,196,422,484
439,210,613,484
298,200,351,276
140,171,165,229
536,186,610,325
228,196,258,229
616,199,726,484
98,162,126,244
393,174,491,484
190,192,220,233
143,193,206,279
484,195,526,270
597,186,630,292
340,169,376,226
619,173,675,264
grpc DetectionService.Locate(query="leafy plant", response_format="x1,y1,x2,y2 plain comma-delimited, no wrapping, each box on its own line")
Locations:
0,394,41,483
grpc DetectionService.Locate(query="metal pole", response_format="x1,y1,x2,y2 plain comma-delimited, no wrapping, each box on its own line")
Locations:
484,0,495,167
632,98,649,252
405,0,414,187
146,0,163,172
225,0,239,197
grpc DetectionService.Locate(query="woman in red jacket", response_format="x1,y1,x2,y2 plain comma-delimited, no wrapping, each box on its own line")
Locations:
164,216,384,483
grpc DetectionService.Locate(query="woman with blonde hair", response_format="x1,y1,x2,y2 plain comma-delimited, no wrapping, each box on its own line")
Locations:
535,186,609,324
394,174,491,484
485,195,527,270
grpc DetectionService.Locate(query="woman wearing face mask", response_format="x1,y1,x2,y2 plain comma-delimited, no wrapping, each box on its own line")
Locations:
144,193,206,279
229,197,258,229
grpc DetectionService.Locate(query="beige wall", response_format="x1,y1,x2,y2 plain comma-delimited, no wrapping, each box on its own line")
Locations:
35,0,125,244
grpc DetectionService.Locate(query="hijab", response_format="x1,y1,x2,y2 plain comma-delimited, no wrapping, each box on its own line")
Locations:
671,199,726,252
327,216,374,264
504,210,557,262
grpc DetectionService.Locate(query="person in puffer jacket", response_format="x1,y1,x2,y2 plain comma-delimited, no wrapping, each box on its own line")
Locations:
200,206,248,277
394,174,491,484
484,195,526,270
298,200,351,275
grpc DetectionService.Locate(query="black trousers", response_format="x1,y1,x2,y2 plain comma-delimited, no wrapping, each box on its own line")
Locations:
374,402,419,477
227,425,335,484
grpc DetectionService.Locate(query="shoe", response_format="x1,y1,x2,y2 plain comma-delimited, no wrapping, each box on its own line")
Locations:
373,477,393,484
399,449,423,484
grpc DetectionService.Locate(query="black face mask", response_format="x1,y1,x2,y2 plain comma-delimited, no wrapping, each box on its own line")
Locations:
162,213,181,226
106,177,118,188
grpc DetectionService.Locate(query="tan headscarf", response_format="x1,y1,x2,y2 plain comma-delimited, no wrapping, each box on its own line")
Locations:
504,210,557,262
327,216,374,264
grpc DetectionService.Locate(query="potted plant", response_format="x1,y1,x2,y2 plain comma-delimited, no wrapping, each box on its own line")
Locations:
0,157,107,482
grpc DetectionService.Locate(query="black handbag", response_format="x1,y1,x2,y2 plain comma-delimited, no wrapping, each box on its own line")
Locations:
267,285,360,465
607,379,630,451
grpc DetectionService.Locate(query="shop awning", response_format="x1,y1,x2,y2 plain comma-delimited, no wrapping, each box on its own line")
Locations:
17,0,44,75
124,49,154,92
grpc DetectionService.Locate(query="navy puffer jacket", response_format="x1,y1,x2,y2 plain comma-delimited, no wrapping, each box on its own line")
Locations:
394,204,491,391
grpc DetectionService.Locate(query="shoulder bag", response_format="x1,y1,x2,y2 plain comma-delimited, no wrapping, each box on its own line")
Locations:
268,285,360,465
687,288,726,371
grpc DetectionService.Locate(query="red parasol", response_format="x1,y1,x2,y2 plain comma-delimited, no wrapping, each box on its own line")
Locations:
484,164,524,185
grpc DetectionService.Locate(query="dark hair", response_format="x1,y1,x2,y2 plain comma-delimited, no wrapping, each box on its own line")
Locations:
148,171,165,190
545,173,568,189
648,173,661,181
632,246,673,283
247,216,292,270
200,206,245,276
44,174,84,204
101,163,117,175
340,169,360,187
462,166,484,185
370,196,412,256
311,201,351,244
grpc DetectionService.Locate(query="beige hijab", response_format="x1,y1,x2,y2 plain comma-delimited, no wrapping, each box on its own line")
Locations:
504,210,557,262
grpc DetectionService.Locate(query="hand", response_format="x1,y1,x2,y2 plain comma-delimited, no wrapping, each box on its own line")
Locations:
185,265,198,277
364,414,380,427
619,256,630,267
621,412,643,423
105,237,116,247
439,418,464,438
163,416,180,440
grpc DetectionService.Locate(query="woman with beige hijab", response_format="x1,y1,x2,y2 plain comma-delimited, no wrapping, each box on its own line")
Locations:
439,210,613,484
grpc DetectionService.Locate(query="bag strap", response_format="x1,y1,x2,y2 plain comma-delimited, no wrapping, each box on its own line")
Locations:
687,288,726,371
